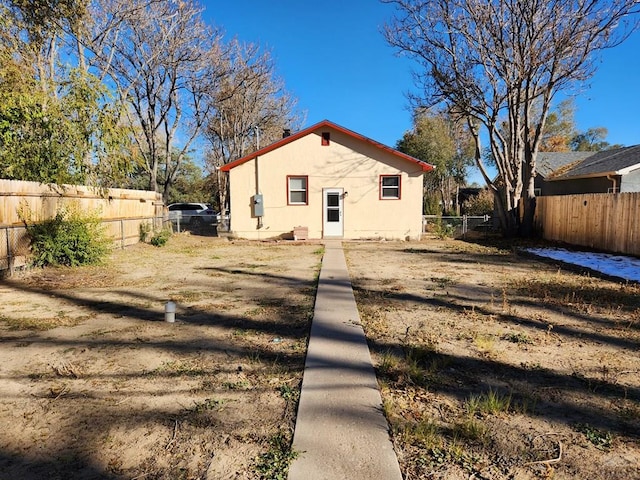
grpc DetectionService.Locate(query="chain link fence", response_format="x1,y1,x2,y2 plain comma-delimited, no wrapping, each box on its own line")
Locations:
422,215,493,238
0,225,30,274
0,216,164,276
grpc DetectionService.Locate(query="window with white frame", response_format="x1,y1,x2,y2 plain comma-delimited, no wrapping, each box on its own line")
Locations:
288,176,308,205
380,175,401,199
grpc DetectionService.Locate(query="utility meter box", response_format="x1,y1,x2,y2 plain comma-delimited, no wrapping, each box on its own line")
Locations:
252,194,264,217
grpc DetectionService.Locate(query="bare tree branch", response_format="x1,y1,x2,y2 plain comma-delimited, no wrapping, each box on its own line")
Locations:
384,0,639,236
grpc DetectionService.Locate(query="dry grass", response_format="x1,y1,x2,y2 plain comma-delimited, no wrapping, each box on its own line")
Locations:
346,239,640,480
0,235,323,479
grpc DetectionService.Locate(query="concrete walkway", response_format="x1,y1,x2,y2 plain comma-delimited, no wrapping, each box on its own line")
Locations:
288,241,402,480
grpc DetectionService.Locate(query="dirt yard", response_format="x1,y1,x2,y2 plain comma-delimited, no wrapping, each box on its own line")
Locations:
1,234,638,480
0,235,323,479
345,239,640,480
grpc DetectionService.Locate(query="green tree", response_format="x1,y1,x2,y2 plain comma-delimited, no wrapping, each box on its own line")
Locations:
539,100,623,152
0,65,131,184
0,0,133,186
571,127,623,152
396,112,474,215
165,157,214,205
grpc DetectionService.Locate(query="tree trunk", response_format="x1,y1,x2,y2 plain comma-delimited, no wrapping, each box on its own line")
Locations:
492,187,519,237
518,143,538,237
519,165,537,237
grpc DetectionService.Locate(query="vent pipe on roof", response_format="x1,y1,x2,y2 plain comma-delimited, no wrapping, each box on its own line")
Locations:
283,128,291,138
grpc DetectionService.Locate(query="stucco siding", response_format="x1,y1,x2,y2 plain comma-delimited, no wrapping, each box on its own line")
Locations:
621,169,640,193
227,128,424,240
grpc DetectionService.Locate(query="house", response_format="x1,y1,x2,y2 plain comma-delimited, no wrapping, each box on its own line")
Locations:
220,120,434,240
538,145,640,195
535,151,593,195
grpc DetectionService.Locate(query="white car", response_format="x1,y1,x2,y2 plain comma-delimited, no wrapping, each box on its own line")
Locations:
168,203,219,227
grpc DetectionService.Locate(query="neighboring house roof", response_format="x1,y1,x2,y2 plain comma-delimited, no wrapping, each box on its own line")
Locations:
220,119,434,173
537,151,593,178
546,144,640,180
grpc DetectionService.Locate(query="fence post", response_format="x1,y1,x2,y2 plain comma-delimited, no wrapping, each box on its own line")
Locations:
5,227,12,276
120,219,125,249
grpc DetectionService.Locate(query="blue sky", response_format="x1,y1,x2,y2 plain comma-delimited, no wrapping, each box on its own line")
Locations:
207,1,640,181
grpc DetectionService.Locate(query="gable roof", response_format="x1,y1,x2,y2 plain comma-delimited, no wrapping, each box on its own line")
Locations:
537,151,593,178
547,144,640,181
220,119,434,173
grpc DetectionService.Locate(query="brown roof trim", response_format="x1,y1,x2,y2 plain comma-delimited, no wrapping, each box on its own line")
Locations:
219,119,434,172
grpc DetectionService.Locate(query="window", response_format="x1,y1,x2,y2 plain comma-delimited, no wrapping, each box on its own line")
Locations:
380,175,401,199
321,132,330,146
288,176,308,205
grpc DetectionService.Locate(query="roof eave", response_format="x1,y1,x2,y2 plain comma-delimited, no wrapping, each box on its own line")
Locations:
219,119,434,173
547,171,618,181
616,163,640,176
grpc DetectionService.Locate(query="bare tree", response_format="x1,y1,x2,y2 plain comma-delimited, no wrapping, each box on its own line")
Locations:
384,0,639,236
89,0,224,202
204,39,303,215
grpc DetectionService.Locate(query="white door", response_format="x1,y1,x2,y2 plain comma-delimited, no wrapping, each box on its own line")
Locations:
323,188,343,238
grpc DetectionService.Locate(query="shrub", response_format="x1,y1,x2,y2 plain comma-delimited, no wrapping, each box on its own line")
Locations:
429,219,456,239
150,229,171,247
26,206,110,267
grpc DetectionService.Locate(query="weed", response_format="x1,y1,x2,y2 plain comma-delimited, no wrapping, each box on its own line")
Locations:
429,276,455,289
189,398,225,413
381,396,395,419
404,357,427,385
222,380,252,390
312,247,325,255
150,229,171,247
473,334,496,357
248,352,262,364
278,384,299,402
452,418,489,444
139,222,152,242
447,442,479,473
410,419,440,448
575,424,613,450
429,220,456,239
378,351,400,375
392,416,440,449
425,444,478,473
255,430,298,480
465,389,512,416
502,332,533,345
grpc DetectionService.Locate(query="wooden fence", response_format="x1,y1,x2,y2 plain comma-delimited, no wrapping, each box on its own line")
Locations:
535,193,640,256
0,179,164,274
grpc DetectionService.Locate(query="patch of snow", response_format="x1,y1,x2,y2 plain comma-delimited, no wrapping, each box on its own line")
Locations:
524,248,640,283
